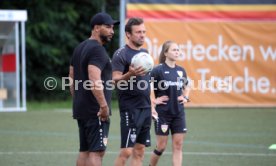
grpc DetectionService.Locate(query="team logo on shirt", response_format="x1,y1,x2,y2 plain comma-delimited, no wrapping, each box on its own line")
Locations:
177,71,183,77
103,137,108,146
161,124,168,133
130,134,137,143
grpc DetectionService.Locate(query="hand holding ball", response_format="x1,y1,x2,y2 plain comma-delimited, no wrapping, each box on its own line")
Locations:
131,52,154,73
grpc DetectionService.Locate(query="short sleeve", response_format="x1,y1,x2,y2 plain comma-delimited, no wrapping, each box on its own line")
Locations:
150,67,158,79
70,47,78,66
182,68,189,86
112,48,126,72
88,46,107,71
70,58,73,66
70,55,73,66
150,65,161,84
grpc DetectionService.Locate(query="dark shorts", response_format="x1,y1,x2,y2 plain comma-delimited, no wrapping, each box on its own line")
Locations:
154,111,187,135
120,108,152,148
77,118,110,152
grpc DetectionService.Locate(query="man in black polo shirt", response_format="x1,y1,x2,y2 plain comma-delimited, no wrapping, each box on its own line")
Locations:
69,12,119,166
112,17,151,166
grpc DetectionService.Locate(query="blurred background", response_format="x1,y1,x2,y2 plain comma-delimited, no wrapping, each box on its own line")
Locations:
0,0,120,102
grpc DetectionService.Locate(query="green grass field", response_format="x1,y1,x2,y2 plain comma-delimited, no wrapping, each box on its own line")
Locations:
0,101,276,166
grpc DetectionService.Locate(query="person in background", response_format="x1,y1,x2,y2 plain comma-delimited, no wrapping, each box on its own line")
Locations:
69,12,119,166
149,41,190,166
112,17,152,166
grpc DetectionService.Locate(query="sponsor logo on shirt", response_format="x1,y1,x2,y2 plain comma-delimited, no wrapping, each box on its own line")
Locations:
164,81,184,88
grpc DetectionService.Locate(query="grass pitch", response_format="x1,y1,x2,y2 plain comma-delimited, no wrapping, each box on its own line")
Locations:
0,101,276,166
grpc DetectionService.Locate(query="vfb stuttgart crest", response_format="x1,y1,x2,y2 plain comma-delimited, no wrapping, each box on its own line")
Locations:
161,124,168,133
130,134,137,143
177,71,183,77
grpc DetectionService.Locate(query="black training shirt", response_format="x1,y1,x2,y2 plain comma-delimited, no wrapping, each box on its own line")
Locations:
151,63,188,115
112,45,151,110
70,39,112,119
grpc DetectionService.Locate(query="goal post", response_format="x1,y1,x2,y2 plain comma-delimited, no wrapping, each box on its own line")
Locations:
0,10,27,112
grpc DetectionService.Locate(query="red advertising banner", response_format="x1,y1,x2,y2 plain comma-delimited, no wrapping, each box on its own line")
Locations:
127,2,276,107
143,21,276,107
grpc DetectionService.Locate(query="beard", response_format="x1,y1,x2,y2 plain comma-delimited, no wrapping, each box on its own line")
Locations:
133,40,143,48
100,34,111,44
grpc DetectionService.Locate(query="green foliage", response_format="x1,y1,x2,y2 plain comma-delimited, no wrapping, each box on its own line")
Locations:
0,0,120,100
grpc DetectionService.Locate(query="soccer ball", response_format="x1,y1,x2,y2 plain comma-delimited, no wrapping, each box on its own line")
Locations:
131,52,154,73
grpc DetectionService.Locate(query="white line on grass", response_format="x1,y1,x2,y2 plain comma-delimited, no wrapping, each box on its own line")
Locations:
0,151,276,157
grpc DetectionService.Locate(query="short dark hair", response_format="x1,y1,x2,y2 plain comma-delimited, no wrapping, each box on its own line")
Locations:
125,17,144,34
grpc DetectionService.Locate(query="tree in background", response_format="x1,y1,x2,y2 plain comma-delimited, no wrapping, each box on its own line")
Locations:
0,0,120,100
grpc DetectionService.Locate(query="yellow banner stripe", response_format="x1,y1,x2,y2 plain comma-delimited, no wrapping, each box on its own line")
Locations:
127,4,276,11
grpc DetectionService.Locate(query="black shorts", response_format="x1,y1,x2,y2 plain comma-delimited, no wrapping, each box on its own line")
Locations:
119,108,152,148
77,118,110,152
154,111,187,136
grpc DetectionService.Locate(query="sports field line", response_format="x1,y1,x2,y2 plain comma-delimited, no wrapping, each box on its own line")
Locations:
0,151,275,157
